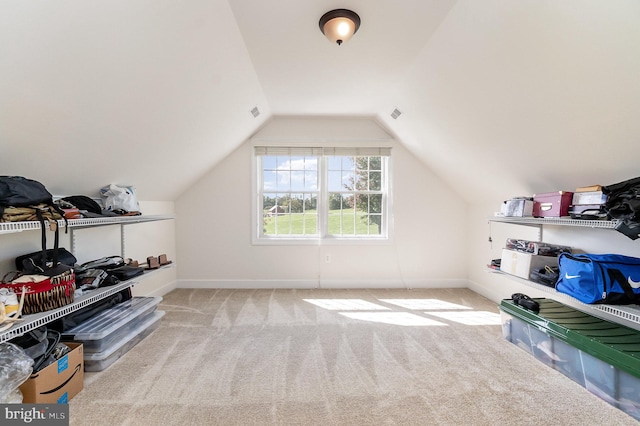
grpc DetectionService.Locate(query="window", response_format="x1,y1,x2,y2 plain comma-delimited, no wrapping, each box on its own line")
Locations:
254,146,391,242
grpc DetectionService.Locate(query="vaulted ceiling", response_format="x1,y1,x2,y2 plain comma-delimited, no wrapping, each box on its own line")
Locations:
1,1,639,203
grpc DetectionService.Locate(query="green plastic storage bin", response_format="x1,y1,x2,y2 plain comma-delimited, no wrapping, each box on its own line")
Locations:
499,298,640,420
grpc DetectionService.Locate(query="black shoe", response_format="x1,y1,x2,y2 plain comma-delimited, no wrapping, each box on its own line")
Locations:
511,293,540,312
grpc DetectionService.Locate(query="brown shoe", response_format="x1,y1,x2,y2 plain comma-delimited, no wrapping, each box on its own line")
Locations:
158,254,172,266
146,256,160,270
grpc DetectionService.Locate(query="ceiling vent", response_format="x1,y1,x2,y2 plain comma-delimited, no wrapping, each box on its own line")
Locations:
391,108,402,120
250,107,260,118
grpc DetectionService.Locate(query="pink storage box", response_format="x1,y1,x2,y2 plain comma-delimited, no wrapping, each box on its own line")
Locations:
533,191,573,217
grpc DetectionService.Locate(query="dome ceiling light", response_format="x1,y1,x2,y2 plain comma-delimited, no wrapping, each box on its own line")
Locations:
319,9,361,46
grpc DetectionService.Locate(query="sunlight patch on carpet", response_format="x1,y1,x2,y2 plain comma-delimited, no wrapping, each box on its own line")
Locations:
339,312,448,326
303,299,390,311
378,299,472,310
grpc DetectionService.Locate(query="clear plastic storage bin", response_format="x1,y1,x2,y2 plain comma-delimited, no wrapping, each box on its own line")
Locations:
84,310,164,372
62,296,162,353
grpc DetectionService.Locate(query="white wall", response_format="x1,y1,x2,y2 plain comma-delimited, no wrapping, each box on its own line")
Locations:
467,198,640,304
175,117,469,289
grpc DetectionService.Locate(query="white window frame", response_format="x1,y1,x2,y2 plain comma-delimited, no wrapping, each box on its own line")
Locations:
252,146,393,245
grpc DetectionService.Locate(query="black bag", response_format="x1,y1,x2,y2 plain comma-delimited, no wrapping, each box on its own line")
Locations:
81,256,126,271
108,265,145,281
0,176,67,223
61,195,103,215
16,248,77,273
13,211,72,278
9,326,49,362
9,326,63,372
603,176,640,239
0,176,54,211
0,176,67,226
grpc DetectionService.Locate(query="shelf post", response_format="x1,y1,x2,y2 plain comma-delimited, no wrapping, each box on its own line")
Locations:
70,228,77,255
120,223,126,258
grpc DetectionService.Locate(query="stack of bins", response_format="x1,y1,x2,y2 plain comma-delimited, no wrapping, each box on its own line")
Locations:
499,298,640,421
61,297,164,372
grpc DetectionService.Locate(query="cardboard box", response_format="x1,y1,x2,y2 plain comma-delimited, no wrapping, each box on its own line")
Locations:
500,248,558,280
575,184,602,192
19,342,84,404
571,191,606,206
501,198,534,217
533,191,573,217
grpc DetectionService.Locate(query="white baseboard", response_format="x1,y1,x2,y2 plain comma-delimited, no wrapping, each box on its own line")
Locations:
177,278,469,290
467,279,502,303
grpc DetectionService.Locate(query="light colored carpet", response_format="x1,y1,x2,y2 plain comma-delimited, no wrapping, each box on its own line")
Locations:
69,288,638,425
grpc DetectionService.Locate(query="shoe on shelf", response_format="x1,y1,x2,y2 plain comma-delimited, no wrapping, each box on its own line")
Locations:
146,256,160,270
125,258,139,267
158,254,172,266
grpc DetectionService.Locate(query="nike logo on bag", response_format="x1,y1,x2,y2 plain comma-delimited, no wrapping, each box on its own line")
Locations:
628,277,640,289
565,273,580,279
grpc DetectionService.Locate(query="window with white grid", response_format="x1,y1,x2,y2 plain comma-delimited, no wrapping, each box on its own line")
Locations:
254,146,391,242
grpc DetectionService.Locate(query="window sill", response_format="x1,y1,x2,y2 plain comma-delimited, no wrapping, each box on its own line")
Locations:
251,236,393,246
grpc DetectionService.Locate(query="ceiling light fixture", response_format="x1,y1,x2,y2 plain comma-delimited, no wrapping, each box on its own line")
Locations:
319,9,361,46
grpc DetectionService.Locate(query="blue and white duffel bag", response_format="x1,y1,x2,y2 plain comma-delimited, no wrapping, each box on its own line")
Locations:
556,253,640,304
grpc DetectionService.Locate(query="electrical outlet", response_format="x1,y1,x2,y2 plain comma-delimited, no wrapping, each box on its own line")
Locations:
325,254,331,263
